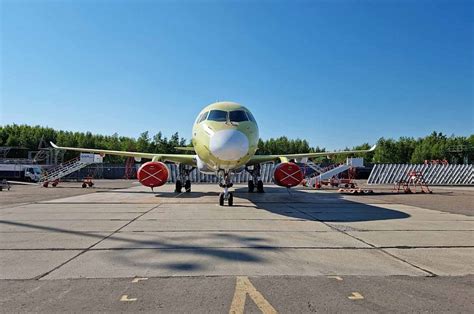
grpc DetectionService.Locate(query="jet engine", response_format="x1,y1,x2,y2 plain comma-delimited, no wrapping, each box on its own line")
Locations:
137,161,169,188
273,162,303,188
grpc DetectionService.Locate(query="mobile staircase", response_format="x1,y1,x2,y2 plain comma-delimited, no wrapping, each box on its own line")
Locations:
304,162,351,188
301,161,325,177
40,157,94,187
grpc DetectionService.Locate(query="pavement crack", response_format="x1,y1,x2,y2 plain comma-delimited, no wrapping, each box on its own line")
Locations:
286,204,439,277
33,200,169,280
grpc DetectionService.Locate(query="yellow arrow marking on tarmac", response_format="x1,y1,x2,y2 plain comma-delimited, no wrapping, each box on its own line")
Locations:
348,292,364,300
132,277,148,283
120,295,137,302
229,276,277,314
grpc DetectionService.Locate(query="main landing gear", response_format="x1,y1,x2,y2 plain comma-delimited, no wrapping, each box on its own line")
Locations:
175,164,194,193
219,171,234,206
245,164,264,193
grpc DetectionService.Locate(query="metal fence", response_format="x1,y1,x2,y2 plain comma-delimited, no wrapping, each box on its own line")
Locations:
67,163,279,183
367,164,473,185
166,163,277,183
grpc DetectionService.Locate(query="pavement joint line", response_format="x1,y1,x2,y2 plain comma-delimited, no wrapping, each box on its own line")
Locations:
37,203,165,205
107,219,313,221
2,246,473,251
331,225,439,277
34,201,375,205
2,218,473,222
0,274,456,281
2,229,474,233
32,192,185,280
0,229,336,233
0,203,31,210
0,202,42,211
349,195,474,217
286,204,439,277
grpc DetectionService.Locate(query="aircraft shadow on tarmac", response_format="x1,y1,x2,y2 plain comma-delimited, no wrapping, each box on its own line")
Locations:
0,186,410,273
147,185,411,223
0,220,269,272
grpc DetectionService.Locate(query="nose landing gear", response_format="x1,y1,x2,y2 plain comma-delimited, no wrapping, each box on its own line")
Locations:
219,171,234,206
219,191,233,206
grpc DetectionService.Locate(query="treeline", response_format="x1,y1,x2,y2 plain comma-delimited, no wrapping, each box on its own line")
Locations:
372,132,474,164
0,124,472,164
323,133,474,164
0,125,187,162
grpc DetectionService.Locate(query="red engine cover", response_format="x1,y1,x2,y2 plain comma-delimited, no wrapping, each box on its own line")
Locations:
137,161,169,188
273,162,303,188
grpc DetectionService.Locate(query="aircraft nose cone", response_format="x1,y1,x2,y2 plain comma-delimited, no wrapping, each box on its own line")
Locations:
209,129,249,161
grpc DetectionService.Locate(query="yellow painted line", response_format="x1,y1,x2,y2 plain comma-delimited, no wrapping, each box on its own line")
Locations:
229,276,277,314
132,277,148,283
327,276,343,281
348,292,364,300
120,295,137,302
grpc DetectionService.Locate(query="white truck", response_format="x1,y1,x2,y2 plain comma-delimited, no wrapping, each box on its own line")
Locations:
0,164,42,182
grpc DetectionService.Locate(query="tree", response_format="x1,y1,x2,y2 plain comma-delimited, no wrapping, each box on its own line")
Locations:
0,124,472,164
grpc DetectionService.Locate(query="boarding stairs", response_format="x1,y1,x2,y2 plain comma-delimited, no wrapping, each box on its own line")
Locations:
39,157,93,183
301,161,325,177
305,162,351,187
317,164,351,181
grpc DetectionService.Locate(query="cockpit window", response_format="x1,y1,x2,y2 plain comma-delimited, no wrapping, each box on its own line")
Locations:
197,111,208,123
229,110,249,122
207,110,227,122
246,111,256,122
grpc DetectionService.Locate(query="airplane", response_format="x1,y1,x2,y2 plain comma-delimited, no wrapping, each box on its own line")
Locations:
51,101,376,206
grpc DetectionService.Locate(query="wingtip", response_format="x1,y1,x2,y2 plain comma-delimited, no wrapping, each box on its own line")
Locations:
370,144,377,151
50,141,59,149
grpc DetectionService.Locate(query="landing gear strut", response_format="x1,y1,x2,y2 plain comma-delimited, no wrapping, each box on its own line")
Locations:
176,164,194,193
245,164,264,193
218,171,234,206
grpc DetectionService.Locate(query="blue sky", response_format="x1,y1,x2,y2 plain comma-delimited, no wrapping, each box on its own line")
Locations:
1,0,473,149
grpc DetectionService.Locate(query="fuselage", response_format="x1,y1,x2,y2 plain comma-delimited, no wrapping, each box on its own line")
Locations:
192,102,259,172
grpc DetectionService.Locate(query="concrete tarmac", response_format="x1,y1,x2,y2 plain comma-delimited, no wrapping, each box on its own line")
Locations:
0,182,473,312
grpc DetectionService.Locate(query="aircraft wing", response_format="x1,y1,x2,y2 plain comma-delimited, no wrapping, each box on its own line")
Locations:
247,145,376,165
174,146,196,152
50,142,196,166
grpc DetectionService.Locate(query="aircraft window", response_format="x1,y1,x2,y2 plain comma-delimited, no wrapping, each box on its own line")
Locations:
197,112,208,123
207,110,228,122
246,111,256,122
229,110,249,122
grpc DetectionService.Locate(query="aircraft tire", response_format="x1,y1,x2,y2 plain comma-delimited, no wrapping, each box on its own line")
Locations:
175,180,182,193
248,180,255,192
228,192,233,206
219,192,225,206
257,180,264,193
185,180,191,192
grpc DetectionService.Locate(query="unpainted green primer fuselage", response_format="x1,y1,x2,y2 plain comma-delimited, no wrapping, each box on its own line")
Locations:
192,102,259,172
